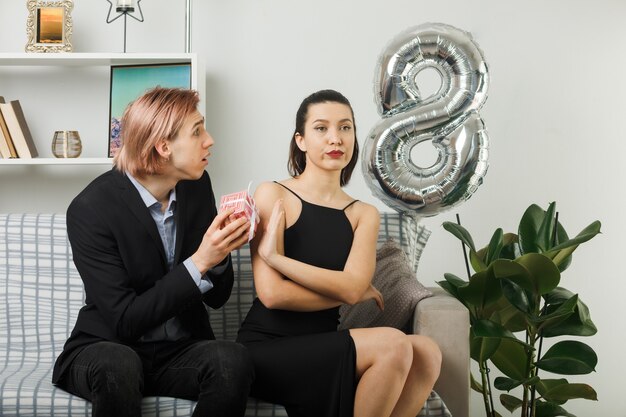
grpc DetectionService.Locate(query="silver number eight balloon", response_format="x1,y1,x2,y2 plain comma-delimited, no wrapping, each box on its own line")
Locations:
362,23,490,217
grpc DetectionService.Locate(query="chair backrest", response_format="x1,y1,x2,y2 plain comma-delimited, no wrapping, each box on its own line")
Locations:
0,213,429,356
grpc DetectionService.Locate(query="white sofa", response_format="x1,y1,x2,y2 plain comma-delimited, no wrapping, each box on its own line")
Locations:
0,213,469,417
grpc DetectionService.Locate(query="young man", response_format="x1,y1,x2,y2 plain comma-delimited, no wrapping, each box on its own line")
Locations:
52,87,254,417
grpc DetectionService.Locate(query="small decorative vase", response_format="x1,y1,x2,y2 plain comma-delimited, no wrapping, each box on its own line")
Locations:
51,130,82,158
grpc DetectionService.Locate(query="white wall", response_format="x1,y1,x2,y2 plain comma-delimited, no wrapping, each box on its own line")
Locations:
1,1,624,415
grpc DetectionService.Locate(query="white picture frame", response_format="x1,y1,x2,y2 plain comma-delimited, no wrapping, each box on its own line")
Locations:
25,0,74,53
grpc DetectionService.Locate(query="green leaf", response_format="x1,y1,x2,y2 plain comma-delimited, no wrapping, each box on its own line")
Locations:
443,221,476,252
545,220,601,269
534,295,578,331
548,221,573,271
492,301,527,333
523,375,541,387
536,341,597,375
546,221,602,253
470,372,483,393
485,228,504,265
537,201,557,252
437,280,458,299
549,244,577,270
470,249,488,273
492,259,534,292
458,269,502,311
492,256,557,309
470,328,501,362
438,274,464,300
518,204,545,255
542,382,598,403
543,287,575,305
438,273,471,308
442,221,488,272
473,319,531,348
535,401,577,417
490,338,529,380
536,378,569,400
494,375,539,391
476,246,487,261
542,296,597,338
499,233,521,260
500,278,531,315
500,393,523,413
516,253,561,295
442,273,467,288
484,296,527,332
494,376,522,391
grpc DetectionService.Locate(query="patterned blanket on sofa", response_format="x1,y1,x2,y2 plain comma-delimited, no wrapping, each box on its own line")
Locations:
0,213,451,417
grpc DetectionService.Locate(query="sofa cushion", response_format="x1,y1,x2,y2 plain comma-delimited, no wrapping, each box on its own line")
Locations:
338,238,433,330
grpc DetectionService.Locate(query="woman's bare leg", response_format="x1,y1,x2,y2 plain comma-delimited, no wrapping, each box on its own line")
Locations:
349,327,413,417
390,335,442,417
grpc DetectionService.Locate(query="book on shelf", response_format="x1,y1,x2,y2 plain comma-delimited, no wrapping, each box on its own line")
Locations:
0,98,38,158
0,96,18,158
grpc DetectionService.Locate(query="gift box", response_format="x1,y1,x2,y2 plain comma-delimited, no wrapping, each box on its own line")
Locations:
219,188,259,242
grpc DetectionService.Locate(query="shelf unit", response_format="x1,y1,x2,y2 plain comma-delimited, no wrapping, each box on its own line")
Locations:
0,52,204,166
0,157,113,165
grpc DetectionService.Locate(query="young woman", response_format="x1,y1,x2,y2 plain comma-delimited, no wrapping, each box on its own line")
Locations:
237,89,442,417
53,87,254,417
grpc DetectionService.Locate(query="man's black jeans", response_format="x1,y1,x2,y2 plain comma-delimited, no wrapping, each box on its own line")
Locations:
58,339,255,417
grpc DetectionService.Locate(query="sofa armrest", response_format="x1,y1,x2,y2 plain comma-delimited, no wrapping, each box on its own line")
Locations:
413,287,470,417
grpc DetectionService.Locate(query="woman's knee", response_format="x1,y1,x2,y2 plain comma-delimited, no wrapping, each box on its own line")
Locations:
385,330,413,373
411,335,442,382
354,327,413,374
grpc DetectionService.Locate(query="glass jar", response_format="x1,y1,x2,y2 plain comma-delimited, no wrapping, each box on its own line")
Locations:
51,130,82,158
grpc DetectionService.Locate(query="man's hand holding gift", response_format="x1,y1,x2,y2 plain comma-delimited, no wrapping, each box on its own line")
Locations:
219,187,260,242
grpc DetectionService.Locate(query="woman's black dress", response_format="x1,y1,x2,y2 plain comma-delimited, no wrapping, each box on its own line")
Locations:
236,183,358,417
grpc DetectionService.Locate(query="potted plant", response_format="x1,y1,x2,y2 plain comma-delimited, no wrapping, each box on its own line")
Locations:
438,202,601,417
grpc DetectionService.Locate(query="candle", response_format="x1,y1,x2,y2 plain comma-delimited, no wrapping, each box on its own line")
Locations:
117,0,133,8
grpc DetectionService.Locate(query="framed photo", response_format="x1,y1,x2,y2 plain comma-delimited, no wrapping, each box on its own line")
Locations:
108,63,192,157
25,0,74,53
